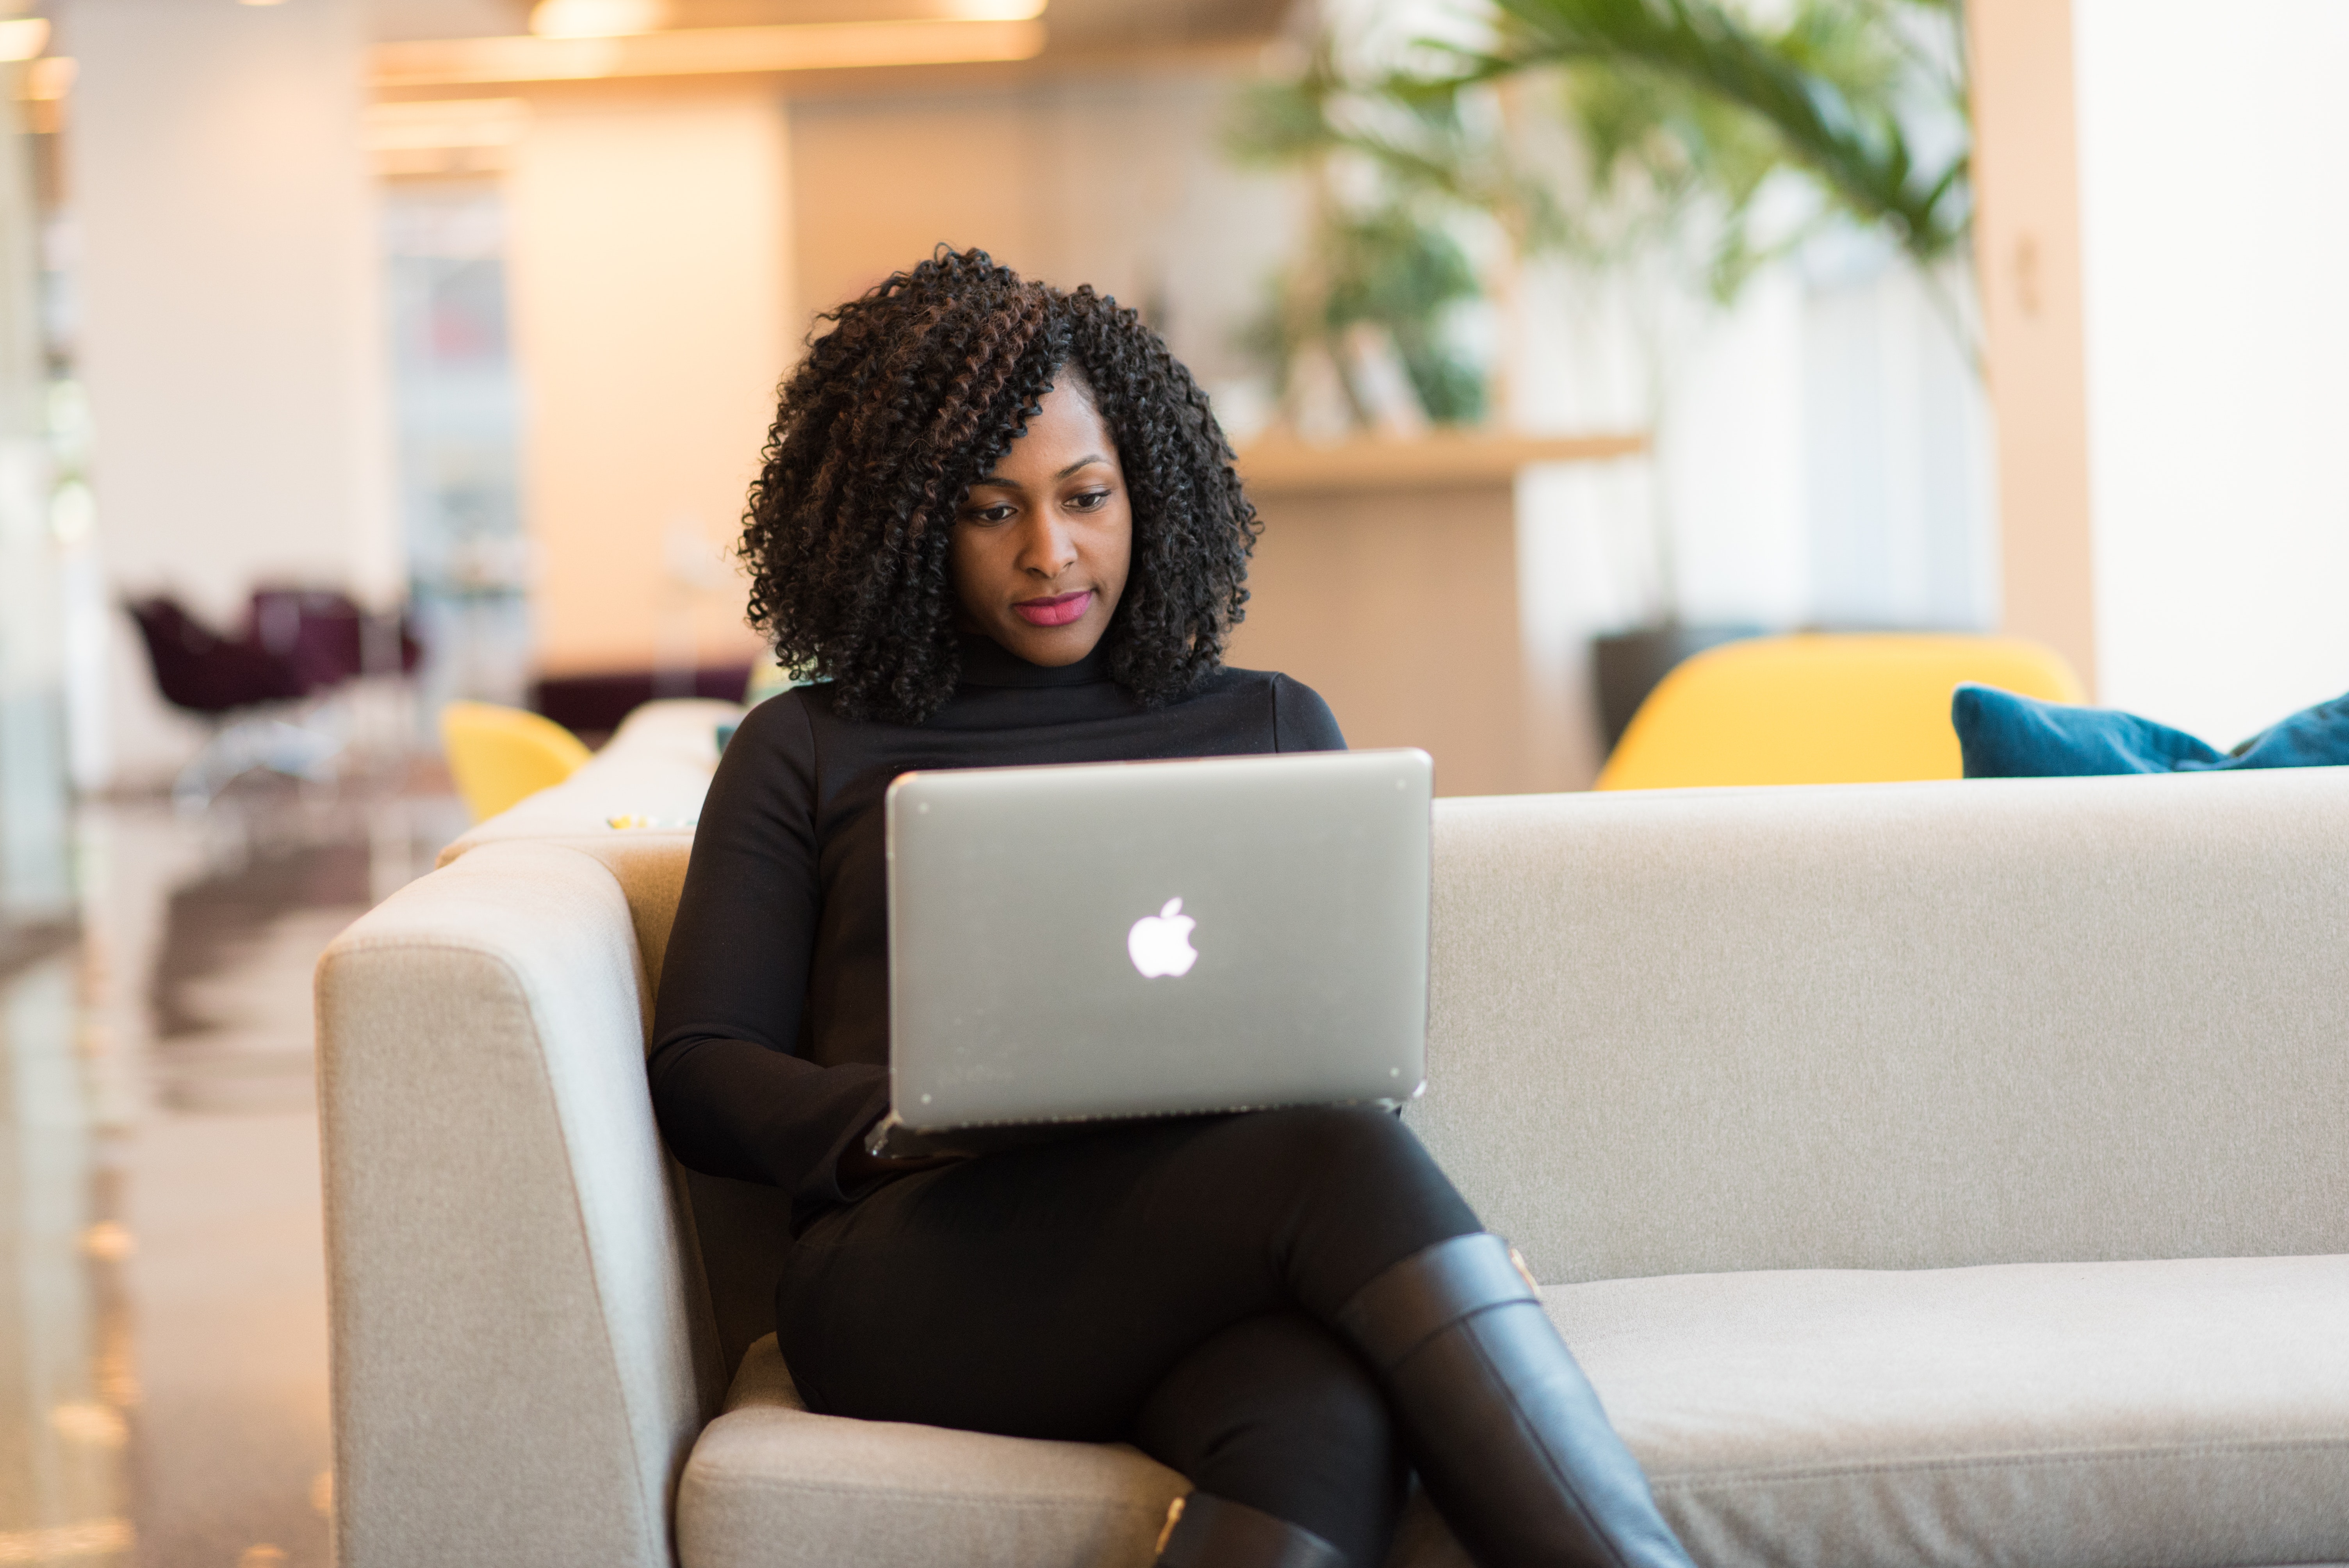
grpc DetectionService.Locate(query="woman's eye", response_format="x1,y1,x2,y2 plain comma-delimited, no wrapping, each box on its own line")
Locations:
965,503,1016,525
1068,490,1112,513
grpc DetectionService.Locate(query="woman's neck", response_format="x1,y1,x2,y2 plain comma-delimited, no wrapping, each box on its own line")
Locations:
955,631,1112,690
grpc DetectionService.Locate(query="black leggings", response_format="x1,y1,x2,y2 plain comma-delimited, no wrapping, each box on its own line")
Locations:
774,1105,1482,1567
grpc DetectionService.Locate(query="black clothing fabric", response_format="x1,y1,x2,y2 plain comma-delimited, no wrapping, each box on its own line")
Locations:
648,635,1346,1225
648,636,1472,1564
1138,1318,1393,1567
774,1106,1476,1568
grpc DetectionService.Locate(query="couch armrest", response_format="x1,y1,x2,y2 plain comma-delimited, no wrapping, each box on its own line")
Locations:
317,841,724,1568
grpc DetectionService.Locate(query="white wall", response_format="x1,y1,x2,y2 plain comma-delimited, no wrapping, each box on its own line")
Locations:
2073,0,2349,744
64,0,392,785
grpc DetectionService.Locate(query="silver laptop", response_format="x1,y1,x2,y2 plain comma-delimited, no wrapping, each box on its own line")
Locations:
870,748,1432,1155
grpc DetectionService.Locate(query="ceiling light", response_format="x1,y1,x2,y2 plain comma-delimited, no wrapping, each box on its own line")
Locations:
0,17,49,60
530,0,669,38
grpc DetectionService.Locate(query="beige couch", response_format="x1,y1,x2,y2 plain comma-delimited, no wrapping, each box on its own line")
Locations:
317,704,2349,1568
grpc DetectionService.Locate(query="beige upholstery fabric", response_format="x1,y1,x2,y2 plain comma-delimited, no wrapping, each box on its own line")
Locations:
1560,1255,2349,1568
681,1338,1487,1568
317,842,722,1568
680,1336,1187,1568
1412,766,2349,1283
427,698,788,1387
449,830,698,997
684,1254,2349,1568
322,757,2349,1568
433,697,734,991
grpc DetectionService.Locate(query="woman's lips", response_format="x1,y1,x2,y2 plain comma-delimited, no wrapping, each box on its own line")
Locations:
1012,589,1093,627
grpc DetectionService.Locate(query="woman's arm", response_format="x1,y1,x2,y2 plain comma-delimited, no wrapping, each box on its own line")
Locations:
648,695,890,1210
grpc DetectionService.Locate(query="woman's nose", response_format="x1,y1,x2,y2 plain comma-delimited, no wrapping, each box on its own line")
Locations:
1015,512,1078,577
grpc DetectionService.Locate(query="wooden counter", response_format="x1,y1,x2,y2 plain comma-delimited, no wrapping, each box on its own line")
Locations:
1226,430,1649,797
1237,430,1648,494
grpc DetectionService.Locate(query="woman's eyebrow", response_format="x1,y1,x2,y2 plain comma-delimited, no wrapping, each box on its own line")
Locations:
971,453,1110,490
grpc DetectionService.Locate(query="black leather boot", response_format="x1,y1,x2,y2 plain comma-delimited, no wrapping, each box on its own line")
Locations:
1335,1233,1695,1568
1153,1492,1347,1568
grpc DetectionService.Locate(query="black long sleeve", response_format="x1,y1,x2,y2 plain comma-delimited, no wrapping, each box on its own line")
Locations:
649,634,1345,1226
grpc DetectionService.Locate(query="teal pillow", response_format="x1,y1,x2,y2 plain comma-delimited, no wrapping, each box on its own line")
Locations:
1953,684,2349,778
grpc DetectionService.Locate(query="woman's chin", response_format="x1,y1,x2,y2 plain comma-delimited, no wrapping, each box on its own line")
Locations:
993,616,1107,667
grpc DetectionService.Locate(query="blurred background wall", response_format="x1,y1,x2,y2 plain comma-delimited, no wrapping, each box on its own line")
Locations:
505,89,786,679
65,0,394,784
1970,0,2349,750
790,72,1293,390
9,0,2347,793
5,8,2346,1563
0,25,65,929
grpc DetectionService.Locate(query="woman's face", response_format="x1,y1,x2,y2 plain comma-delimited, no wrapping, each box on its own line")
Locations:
950,373,1132,667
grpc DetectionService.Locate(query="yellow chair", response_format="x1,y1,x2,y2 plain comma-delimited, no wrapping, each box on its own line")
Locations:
439,700,595,823
1595,632,2086,791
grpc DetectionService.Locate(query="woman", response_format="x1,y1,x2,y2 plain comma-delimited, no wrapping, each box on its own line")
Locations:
651,249,1695,1568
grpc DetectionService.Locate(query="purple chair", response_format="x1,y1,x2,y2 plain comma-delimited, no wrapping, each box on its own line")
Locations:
127,597,310,713
125,592,418,808
248,588,422,692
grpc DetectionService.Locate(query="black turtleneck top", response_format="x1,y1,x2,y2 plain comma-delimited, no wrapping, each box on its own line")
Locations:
648,635,1346,1225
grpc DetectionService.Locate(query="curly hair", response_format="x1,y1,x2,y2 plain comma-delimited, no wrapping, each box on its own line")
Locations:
740,247,1260,724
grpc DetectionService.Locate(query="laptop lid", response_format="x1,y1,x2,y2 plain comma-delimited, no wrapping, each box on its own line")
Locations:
885,748,1432,1131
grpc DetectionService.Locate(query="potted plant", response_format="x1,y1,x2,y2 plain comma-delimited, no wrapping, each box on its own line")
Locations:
1233,0,1976,744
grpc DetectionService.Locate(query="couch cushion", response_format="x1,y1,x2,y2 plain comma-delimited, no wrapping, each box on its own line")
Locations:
677,1337,1187,1568
1561,1254,2349,1568
683,1255,2349,1568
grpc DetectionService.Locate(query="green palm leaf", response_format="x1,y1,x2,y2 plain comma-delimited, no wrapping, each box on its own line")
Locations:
1447,0,1969,269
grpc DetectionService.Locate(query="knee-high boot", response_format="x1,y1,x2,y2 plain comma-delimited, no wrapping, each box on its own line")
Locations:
1335,1233,1695,1568
1153,1493,1347,1568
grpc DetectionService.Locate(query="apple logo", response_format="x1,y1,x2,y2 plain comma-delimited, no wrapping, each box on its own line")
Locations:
1127,897,1199,978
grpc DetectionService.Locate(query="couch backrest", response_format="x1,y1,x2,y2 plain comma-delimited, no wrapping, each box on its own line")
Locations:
453,761,2349,1291
1412,766,2349,1282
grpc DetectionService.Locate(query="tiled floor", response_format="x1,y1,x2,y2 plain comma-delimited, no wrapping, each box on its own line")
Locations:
1,776,466,1568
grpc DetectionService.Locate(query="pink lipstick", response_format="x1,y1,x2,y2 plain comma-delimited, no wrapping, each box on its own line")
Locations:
1012,589,1093,627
